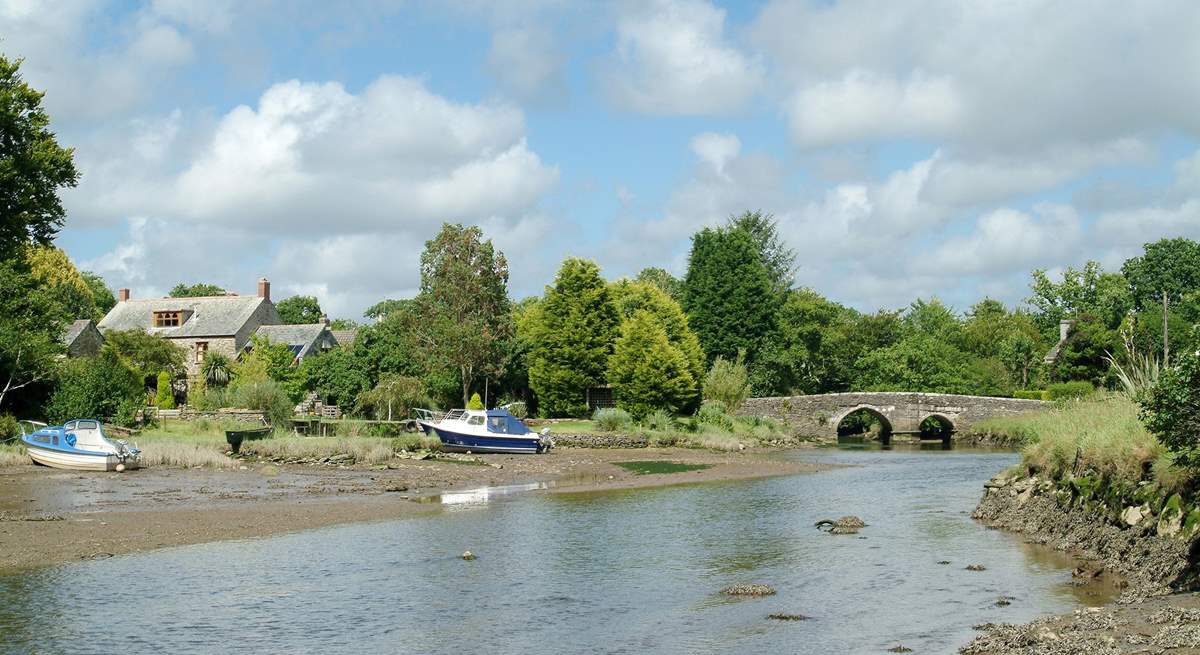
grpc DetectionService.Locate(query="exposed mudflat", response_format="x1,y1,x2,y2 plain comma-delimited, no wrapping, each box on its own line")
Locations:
0,447,824,574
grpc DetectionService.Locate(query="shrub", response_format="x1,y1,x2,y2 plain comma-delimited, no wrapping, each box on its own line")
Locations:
642,409,676,431
703,352,751,413
0,415,18,442
503,400,528,419
467,392,484,410
229,380,293,428
1047,381,1095,401
593,407,632,432
356,375,429,421
696,400,734,431
1013,389,1050,401
155,371,176,409
191,385,230,411
1140,350,1200,466
47,351,144,425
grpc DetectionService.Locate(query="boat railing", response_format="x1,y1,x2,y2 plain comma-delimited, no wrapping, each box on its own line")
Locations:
412,408,470,423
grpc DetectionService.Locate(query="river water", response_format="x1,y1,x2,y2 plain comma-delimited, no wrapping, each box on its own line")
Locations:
0,448,1110,654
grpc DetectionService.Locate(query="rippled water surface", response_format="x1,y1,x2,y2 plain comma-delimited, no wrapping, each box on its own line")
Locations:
0,449,1106,654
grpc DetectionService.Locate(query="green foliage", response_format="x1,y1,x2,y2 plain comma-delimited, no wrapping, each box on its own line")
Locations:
703,352,750,413
0,258,65,413
155,371,175,409
0,56,79,258
642,409,676,431
634,267,682,300
190,384,230,411
1051,315,1119,386
608,310,697,419
169,282,226,297
527,258,620,417
852,334,993,395
696,399,734,431
201,352,232,388
275,295,323,324
357,375,428,421
232,334,301,400
298,346,372,409
1028,262,1131,332
329,318,359,331
81,271,115,318
467,392,484,410
682,225,777,366
229,380,293,427
102,329,186,380
503,400,528,419
726,210,797,294
1121,237,1200,310
364,298,411,320
0,414,18,441
24,245,96,320
753,288,856,395
610,279,704,403
1140,350,1200,466
47,350,143,425
1046,381,1094,400
592,407,632,432
1013,389,1050,401
409,223,513,406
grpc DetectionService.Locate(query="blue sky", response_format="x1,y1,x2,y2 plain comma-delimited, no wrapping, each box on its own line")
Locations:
3,0,1199,320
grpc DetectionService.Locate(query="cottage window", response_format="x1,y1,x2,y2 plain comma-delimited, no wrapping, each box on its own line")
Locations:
153,311,182,327
195,342,208,363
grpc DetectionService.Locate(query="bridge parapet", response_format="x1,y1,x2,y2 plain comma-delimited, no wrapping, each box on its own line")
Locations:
738,392,1048,441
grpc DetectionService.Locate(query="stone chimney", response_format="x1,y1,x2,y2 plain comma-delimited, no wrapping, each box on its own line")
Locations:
319,314,329,327
1059,319,1075,342
118,288,130,302
257,278,271,302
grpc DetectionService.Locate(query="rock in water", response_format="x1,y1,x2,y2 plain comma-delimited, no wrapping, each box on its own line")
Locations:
767,613,809,621
966,564,987,571
461,550,476,561
836,515,866,528
722,584,776,597
887,645,914,653
815,515,868,534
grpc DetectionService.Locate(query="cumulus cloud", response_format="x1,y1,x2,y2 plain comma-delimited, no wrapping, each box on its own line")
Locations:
754,0,1200,152
486,27,569,105
601,0,763,114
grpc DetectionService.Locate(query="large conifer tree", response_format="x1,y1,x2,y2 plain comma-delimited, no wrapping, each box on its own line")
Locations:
682,226,777,366
607,310,695,419
527,258,619,417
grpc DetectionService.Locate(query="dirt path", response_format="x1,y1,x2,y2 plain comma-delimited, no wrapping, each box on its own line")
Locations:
0,447,824,574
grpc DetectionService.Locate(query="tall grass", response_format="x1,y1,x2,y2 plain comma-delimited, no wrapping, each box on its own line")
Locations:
973,394,1184,491
0,442,27,466
238,436,397,464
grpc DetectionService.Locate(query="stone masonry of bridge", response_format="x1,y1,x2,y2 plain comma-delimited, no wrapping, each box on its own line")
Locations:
738,392,1048,441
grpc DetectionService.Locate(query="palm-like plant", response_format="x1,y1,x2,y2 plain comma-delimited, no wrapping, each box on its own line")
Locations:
201,352,232,388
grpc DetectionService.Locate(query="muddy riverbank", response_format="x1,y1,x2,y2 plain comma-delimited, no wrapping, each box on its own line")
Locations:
961,472,1200,653
0,447,823,574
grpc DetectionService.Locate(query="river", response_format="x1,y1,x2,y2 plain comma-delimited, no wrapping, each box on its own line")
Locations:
0,448,1112,654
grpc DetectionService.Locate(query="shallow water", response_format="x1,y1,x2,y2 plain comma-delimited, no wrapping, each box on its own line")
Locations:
0,448,1107,654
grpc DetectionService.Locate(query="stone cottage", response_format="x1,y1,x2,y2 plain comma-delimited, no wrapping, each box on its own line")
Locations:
97,278,283,376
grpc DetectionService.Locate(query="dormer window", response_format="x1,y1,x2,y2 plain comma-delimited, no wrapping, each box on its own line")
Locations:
154,311,182,327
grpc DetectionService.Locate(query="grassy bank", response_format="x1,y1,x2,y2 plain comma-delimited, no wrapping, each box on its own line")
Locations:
547,411,788,451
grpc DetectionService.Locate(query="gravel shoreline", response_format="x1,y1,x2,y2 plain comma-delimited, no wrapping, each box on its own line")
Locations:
960,472,1200,654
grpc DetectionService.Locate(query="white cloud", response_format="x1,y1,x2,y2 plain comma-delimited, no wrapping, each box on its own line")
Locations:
487,27,568,105
689,132,740,178
787,70,964,147
601,0,763,115
918,205,1083,276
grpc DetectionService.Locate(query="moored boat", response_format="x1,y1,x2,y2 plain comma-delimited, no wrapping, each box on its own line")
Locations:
225,425,273,453
21,419,141,471
413,407,551,454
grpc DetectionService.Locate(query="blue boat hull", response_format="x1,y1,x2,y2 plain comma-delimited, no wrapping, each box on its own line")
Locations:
420,424,544,454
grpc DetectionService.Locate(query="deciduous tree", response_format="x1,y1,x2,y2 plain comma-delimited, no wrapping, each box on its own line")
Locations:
276,295,324,324
169,282,226,298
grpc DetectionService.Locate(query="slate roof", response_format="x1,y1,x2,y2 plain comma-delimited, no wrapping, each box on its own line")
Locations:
330,329,358,346
255,323,334,359
62,319,94,345
98,295,275,338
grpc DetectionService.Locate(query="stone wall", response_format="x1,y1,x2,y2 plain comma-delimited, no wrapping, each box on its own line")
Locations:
167,336,237,376
156,408,266,423
739,392,1048,441
550,433,649,449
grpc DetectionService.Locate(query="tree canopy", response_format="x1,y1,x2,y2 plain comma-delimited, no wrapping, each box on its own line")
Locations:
607,310,696,419
526,258,619,417
0,56,79,259
276,295,324,324
169,282,227,298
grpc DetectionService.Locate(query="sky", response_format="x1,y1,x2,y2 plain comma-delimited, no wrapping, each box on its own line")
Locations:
3,0,1199,321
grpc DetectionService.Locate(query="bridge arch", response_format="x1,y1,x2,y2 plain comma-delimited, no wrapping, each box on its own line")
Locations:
918,414,955,443
834,405,894,444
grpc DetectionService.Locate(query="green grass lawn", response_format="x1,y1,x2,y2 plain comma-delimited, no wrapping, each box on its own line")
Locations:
615,460,713,475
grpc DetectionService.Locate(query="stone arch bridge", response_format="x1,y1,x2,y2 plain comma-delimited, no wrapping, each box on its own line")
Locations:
739,392,1048,443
